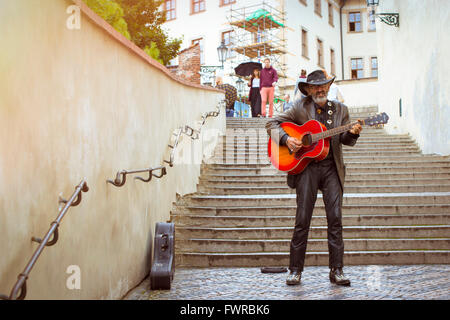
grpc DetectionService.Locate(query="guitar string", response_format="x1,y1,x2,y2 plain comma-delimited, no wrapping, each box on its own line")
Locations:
311,121,359,143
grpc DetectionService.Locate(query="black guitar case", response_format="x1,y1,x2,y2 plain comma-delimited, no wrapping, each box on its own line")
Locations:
150,222,175,290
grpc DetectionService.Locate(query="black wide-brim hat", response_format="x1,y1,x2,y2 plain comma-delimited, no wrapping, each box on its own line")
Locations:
298,70,335,96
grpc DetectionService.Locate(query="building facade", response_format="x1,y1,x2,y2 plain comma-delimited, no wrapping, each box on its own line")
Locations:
161,0,378,103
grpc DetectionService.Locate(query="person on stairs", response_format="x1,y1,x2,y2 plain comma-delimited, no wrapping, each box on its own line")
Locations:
248,68,262,117
265,70,363,286
260,58,278,118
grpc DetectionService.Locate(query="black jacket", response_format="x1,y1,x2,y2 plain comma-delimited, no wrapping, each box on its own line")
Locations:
265,97,359,191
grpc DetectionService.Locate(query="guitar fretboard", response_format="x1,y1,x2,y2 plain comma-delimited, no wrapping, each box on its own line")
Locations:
311,121,360,143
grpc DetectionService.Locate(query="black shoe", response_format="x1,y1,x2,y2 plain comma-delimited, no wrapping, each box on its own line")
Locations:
329,267,351,286
286,271,302,285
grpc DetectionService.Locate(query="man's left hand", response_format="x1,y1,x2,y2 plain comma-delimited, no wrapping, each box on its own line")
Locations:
350,121,363,135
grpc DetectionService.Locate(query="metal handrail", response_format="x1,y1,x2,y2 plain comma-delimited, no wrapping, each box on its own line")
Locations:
164,100,224,167
0,180,89,300
106,166,167,187
164,127,183,168
106,101,223,186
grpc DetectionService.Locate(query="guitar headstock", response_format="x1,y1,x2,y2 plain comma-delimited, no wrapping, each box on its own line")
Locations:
363,112,389,126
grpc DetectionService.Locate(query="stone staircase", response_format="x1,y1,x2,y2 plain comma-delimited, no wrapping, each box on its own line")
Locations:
171,106,450,267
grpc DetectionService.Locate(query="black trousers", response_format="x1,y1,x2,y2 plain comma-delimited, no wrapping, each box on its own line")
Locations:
289,159,344,272
250,87,261,117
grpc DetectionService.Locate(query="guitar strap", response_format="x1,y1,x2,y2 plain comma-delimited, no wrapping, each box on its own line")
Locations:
324,101,336,130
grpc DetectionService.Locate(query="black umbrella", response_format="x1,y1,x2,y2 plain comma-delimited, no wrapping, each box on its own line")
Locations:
234,61,263,77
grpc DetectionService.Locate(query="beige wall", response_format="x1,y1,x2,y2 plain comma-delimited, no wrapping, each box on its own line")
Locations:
0,0,225,299
376,0,449,155
335,78,379,108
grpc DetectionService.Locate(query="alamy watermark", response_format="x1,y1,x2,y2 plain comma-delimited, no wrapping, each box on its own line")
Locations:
66,5,81,30
66,265,81,290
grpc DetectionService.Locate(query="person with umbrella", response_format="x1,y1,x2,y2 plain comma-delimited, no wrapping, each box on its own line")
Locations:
235,62,263,118
248,68,262,117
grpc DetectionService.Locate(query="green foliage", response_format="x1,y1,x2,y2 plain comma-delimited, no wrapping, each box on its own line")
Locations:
144,42,163,64
115,0,182,65
84,0,131,40
85,0,181,65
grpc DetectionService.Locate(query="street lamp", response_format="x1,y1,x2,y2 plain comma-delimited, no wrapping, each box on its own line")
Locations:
235,78,244,98
217,41,228,68
366,0,399,27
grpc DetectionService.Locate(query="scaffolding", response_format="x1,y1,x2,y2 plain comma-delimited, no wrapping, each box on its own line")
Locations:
227,1,289,92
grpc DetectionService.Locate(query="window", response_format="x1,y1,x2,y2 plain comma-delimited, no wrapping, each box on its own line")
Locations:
299,0,307,5
164,0,176,21
328,2,334,26
368,12,376,31
348,12,362,32
351,58,364,79
371,57,378,77
314,0,321,16
330,48,336,75
222,30,235,58
191,0,205,14
220,0,235,6
317,38,324,67
301,28,308,58
192,38,204,65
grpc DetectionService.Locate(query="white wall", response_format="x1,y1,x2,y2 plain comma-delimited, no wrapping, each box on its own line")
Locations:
335,78,379,108
285,0,343,82
341,0,378,80
377,0,450,155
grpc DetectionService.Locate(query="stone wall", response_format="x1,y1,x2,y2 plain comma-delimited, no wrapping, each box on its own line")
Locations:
167,44,201,85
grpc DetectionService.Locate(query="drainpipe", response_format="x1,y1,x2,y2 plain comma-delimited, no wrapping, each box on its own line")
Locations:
339,0,346,80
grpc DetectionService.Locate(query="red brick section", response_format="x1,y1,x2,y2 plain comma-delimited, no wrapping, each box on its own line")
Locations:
167,44,201,85
72,0,222,93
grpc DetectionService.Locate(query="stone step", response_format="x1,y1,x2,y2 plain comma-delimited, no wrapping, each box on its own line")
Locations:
218,134,415,144
199,177,450,187
219,144,419,151
185,193,450,206
176,238,450,253
202,164,450,174
200,172,450,181
220,146,421,152
224,131,399,136
213,154,432,161
210,156,450,162
198,184,450,194
172,213,450,228
175,250,450,267
203,159,450,168
175,225,450,240
172,204,450,216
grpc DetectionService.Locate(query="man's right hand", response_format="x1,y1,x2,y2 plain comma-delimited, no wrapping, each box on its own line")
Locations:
286,137,303,153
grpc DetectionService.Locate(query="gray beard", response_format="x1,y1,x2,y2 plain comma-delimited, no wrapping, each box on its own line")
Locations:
311,95,328,105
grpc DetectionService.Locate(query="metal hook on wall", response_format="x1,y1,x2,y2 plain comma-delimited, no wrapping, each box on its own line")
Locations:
183,125,200,140
164,127,183,167
31,221,60,247
134,166,167,183
106,170,127,187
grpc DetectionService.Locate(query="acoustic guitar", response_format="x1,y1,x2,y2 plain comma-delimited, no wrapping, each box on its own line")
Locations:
268,113,389,175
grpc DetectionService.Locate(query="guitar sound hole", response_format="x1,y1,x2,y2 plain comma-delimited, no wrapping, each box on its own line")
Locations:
301,133,312,147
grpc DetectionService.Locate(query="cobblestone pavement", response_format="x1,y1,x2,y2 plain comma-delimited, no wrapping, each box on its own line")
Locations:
124,265,450,300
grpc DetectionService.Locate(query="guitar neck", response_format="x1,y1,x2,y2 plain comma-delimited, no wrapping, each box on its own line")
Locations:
312,121,361,143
